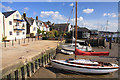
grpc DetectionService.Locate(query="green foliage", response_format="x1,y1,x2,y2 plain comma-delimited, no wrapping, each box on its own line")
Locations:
2,36,7,41
37,28,41,34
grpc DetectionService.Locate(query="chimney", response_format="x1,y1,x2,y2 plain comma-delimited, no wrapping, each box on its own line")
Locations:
36,16,38,20
23,12,26,18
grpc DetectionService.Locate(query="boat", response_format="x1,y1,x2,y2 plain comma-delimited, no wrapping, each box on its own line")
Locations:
61,43,92,55
52,0,119,74
52,58,119,74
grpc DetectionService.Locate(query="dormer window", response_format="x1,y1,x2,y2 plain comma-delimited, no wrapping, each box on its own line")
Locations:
16,14,19,18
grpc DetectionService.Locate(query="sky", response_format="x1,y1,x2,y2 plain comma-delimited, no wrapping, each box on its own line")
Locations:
0,2,119,32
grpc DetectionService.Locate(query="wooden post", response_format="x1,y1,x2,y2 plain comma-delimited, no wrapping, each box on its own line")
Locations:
32,38,33,41
4,41,6,47
12,40,14,46
109,35,112,49
24,38,25,43
19,39,20,45
28,38,29,42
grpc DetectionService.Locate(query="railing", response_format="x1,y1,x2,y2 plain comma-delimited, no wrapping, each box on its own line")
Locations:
1,37,42,48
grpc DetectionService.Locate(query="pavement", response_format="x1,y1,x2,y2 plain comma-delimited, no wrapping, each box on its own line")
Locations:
1,40,59,70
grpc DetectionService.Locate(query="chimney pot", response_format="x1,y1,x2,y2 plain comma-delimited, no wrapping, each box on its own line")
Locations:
36,16,38,20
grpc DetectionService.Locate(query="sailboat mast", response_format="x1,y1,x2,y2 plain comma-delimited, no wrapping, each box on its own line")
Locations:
72,5,74,44
75,0,77,59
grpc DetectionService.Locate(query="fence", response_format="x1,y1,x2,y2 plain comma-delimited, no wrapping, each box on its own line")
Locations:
1,37,42,48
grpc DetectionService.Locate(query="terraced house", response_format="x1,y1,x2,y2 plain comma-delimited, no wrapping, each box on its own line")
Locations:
23,12,49,37
2,10,26,40
0,12,4,42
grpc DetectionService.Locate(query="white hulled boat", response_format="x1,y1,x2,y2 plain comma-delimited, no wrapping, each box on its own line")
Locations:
52,59,119,74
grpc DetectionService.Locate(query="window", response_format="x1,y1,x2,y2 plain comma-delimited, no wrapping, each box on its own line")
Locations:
16,22,19,26
33,27,36,31
16,32,19,36
9,21,12,25
9,31,12,35
16,14,19,18
22,23,25,27
23,32,25,35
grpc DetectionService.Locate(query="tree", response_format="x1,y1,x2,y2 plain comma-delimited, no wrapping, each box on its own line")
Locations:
37,28,41,34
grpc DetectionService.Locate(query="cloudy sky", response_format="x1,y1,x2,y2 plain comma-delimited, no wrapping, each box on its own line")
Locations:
0,2,119,32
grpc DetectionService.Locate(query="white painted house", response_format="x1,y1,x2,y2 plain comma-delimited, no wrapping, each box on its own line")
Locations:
2,10,26,40
0,12,4,42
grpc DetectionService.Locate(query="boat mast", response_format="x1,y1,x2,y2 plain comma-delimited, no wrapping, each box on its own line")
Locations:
72,5,74,45
75,0,77,59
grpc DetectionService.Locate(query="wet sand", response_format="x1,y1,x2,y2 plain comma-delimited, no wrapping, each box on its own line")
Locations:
31,43,119,78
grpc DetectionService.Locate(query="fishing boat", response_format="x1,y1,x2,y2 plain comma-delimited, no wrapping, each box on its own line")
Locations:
52,0,119,74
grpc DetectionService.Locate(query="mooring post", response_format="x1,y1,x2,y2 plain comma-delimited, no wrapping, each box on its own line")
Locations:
4,41,6,47
24,38,25,43
28,38,29,42
12,40,14,46
19,39,20,45
109,35,112,49
32,38,33,42
18,68,22,78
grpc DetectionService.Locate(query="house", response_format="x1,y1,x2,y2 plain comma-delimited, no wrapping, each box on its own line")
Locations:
0,12,4,42
23,13,49,37
2,10,26,40
90,29,99,38
77,27,90,39
99,31,114,37
51,23,72,32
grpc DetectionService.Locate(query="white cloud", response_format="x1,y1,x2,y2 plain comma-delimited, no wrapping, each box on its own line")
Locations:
83,8,94,14
24,7,29,12
71,16,84,23
40,11,66,23
69,3,74,7
103,13,117,18
0,3,13,11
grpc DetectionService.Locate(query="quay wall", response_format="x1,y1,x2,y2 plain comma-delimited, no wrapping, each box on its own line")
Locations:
2,41,65,80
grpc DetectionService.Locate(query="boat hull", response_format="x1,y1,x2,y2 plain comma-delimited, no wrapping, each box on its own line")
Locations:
51,60,118,74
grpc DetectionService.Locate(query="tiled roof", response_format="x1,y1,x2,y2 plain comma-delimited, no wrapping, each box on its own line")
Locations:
2,10,17,18
77,27,90,32
43,22,48,28
25,17,34,25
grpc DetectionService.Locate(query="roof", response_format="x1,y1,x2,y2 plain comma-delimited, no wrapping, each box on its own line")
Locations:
2,10,17,18
25,17,34,25
54,23,70,26
43,22,48,28
77,27,90,32
35,20,43,26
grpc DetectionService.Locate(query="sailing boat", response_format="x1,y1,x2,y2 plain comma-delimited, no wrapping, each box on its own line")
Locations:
61,5,92,55
51,1,119,74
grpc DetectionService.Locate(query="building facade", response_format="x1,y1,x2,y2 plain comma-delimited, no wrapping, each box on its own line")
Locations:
2,10,26,40
0,12,4,42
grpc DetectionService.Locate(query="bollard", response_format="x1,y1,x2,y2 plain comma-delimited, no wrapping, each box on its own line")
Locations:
28,38,29,43
32,38,33,42
4,41,6,47
12,40,14,46
24,38,25,43
19,39,20,45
